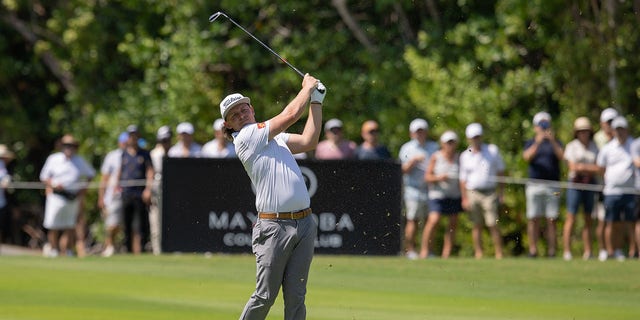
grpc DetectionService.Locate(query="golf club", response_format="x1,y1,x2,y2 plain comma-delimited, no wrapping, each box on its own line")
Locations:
209,11,306,78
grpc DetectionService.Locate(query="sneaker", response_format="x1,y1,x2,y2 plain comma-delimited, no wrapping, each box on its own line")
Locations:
613,249,626,262
563,251,573,261
582,252,592,260
102,245,115,257
42,243,51,257
405,251,419,260
598,250,608,262
42,243,58,258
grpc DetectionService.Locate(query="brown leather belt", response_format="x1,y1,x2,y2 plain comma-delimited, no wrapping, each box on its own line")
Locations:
258,208,312,220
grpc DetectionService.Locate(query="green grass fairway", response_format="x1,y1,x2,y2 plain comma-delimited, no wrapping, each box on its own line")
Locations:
0,254,638,319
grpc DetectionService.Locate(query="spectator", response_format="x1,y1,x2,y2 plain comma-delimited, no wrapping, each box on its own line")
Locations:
459,123,505,259
398,118,438,259
594,108,618,148
315,118,357,159
201,119,236,158
149,125,172,255
593,108,619,261
120,125,154,254
522,112,564,258
39,134,96,257
168,122,202,157
596,116,635,261
562,117,599,261
98,132,128,257
631,133,640,259
421,130,461,259
0,144,15,247
355,120,391,160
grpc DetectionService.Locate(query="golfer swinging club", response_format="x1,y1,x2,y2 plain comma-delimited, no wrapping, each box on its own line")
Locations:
219,73,326,320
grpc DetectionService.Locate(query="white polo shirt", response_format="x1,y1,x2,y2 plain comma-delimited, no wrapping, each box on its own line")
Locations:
233,121,309,213
100,148,123,205
167,142,202,158
459,143,505,191
632,139,640,190
40,152,96,193
201,140,236,158
596,137,635,195
398,139,439,201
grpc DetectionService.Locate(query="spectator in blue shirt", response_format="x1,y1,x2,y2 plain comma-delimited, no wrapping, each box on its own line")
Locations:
523,112,564,258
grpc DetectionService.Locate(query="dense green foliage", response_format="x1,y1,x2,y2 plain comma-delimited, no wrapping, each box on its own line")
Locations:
1,1,639,253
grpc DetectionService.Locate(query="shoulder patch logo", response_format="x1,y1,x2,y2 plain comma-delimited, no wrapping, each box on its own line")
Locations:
257,122,266,129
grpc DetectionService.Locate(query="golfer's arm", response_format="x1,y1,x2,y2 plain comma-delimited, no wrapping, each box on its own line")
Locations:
269,88,313,140
287,104,322,154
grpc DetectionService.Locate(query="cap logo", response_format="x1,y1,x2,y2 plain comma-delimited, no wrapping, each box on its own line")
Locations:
224,95,242,107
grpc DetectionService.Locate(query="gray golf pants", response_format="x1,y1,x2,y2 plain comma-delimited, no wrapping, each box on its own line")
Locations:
240,214,317,320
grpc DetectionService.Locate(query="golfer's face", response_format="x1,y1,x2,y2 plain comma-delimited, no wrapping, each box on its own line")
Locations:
226,103,254,129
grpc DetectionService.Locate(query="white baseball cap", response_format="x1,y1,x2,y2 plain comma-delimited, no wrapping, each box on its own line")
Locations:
600,108,618,123
611,116,628,129
220,93,250,120
213,118,224,131
156,125,172,140
176,122,194,135
533,112,552,126
440,130,459,143
409,118,429,133
324,118,343,131
465,123,483,138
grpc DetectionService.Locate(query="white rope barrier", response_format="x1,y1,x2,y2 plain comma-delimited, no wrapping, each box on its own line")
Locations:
2,176,639,195
2,179,150,190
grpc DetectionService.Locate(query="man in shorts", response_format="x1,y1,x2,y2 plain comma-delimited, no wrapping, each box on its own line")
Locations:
98,132,128,257
398,118,438,259
596,116,636,261
220,74,325,319
460,123,505,259
522,112,564,258
593,108,619,260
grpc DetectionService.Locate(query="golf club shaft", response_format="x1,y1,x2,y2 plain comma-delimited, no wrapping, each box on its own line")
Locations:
210,11,305,78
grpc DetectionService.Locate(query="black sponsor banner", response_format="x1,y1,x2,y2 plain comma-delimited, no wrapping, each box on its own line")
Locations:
162,158,401,255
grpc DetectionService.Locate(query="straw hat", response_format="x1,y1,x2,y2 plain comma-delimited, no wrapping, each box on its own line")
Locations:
573,117,592,131
0,144,15,160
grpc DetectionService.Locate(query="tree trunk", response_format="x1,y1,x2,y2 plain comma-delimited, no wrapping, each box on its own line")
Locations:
331,0,377,52
1,11,75,92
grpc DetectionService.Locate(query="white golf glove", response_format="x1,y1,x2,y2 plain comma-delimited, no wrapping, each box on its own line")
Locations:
311,82,326,104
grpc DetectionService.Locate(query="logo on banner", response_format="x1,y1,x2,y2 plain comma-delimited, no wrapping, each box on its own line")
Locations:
300,166,318,197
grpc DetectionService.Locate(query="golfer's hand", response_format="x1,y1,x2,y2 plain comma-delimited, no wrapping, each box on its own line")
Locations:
302,73,318,91
311,81,326,104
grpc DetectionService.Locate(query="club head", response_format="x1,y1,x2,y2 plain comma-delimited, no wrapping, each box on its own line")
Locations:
209,12,227,23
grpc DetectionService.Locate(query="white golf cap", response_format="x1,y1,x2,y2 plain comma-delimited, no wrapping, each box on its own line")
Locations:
176,122,194,135
533,111,552,126
600,108,618,123
611,116,628,129
220,93,250,120
156,125,172,140
465,123,483,138
409,118,429,133
440,130,459,143
213,118,224,131
324,118,343,131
